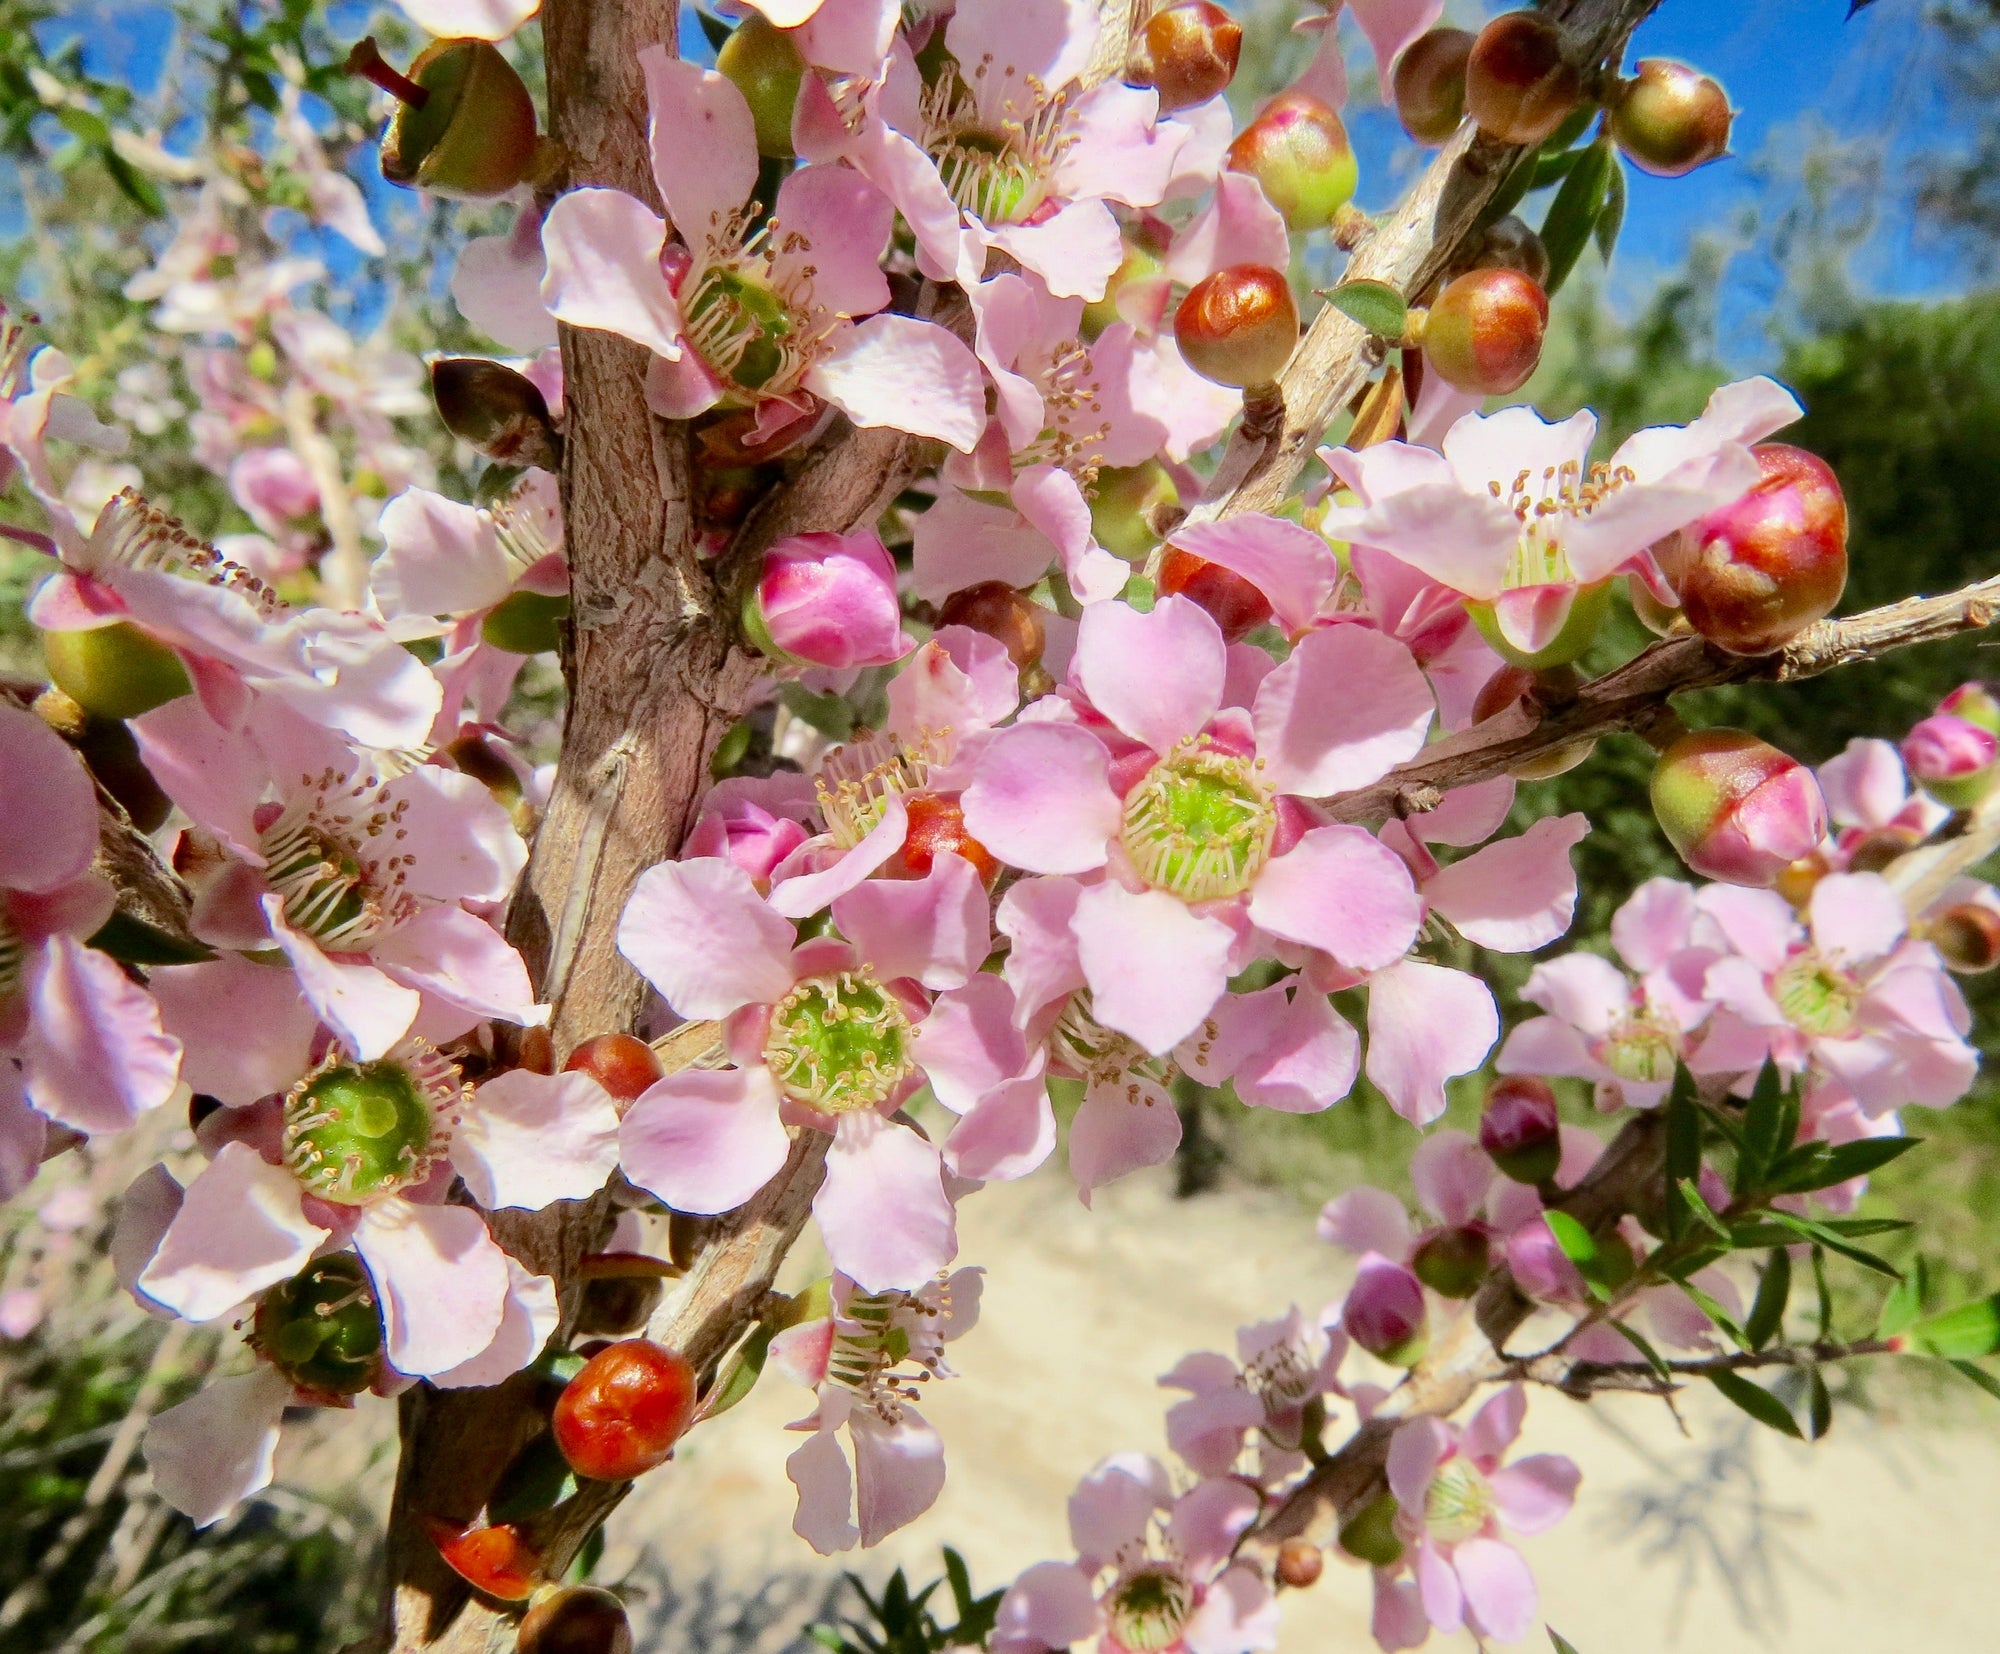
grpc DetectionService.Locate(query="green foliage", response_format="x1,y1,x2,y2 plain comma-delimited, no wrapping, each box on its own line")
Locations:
810,1549,1003,1654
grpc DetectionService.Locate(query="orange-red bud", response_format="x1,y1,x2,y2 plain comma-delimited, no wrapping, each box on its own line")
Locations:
1421,267,1548,396
889,791,1001,884
1393,27,1474,144
937,581,1048,669
1131,2,1243,113
564,1034,666,1105
426,1518,543,1601
1464,12,1581,146
551,1339,698,1482
1175,265,1299,389
1159,546,1275,643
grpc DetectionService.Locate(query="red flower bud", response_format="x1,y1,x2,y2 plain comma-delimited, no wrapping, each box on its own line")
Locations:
1929,902,2000,974
551,1338,698,1482
1393,27,1474,144
1651,728,1829,887
717,15,805,159
427,1518,543,1601
43,623,192,721
1342,1254,1428,1365
1671,443,1848,656
1411,1225,1491,1299
518,1585,637,1654
371,37,540,201
1130,2,1243,114
1224,92,1357,233
887,791,1000,884
1464,12,1581,147
1175,265,1299,389
1941,682,2000,737
1158,546,1275,643
1480,1075,1562,1185
564,1034,665,1105
937,580,1049,668
1468,214,1551,287
1275,1538,1325,1589
1089,462,1181,560
1902,714,2000,809
1421,267,1548,396
1610,60,1732,178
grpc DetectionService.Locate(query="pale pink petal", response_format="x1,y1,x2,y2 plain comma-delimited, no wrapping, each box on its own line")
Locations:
768,796,911,919
832,850,989,989
113,1163,182,1302
851,1406,947,1545
1818,738,1908,830
620,1066,792,1214
1386,1415,1449,1511
452,1069,621,1210
1371,1573,1430,1653
1057,81,1187,207
642,49,758,237
539,189,685,361
265,901,420,1062
1068,1065,1181,1201
788,1417,860,1554
0,1066,48,1201
1253,626,1434,796
1163,1384,1262,1476
985,199,1125,300
137,1143,329,1322
451,216,557,352
23,934,181,1133
946,0,1098,116
393,0,538,39
770,1317,835,1389
432,1257,560,1388
644,345,728,419
963,724,1120,875
1078,595,1226,755
997,876,1088,1018
1365,959,1499,1126
1463,1382,1527,1462
0,702,96,893
911,487,1060,600
150,958,316,1107
1319,446,1520,600
1417,1537,1466,1634
885,626,1019,743
994,1562,1099,1654
1164,173,1291,288
386,766,527,904
1184,1564,1281,1654
944,1068,1056,1181
1611,876,1699,972
1454,1537,1538,1645
915,975,1031,1112
1425,813,1588,952
128,697,266,858
771,165,893,317
145,1366,291,1527
1808,872,1906,966
1170,1475,1263,1574
1317,1186,1413,1258
816,1113,956,1292
1411,1130,1494,1228
372,905,542,1028
1013,463,1128,605
1068,1451,1172,1566
1518,952,1630,1037
354,1198,511,1378
371,489,512,627
1166,514,1340,636
1248,826,1424,971
1229,989,1359,1113
1694,884,1798,972
806,314,987,453
1077,882,1234,1053
618,857,800,1018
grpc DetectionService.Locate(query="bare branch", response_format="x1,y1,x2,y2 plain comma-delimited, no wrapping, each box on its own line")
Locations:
1532,1338,1898,1397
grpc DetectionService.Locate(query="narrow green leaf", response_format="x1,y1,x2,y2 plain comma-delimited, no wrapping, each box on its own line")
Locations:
1813,1246,1834,1340
1678,1178,1732,1243
100,142,167,217
1542,1209,1608,1301
1745,1249,1792,1351
943,1548,975,1620
1948,1359,2000,1403
1527,145,1585,190
1908,1294,2000,1359
1606,1318,1674,1383
1540,140,1615,294
1808,1366,1833,1440
703,1323,773,1418
1767,1211,1902,1279
696,8,733,50
1594,158,1627,263
1663,1065,1700,1243
1770,1135,1918,1193
1679,1279,1750,1352
1737,1059,1789,1194
1819,1217,1914,1237
1549,1632,1584,1654
1876,1259,1927,1339
1708,1369,1804,1439
1543,104,1599,154
1325,279,1408,341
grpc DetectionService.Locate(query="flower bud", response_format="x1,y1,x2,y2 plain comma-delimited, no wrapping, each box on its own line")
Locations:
427,1518,542,1600
683,797,811,887
1420,267,1548,396
1411,1225,1491,1299
1275,1538,1325,1589
887,791,1000,883
482,590,572,654
251,1254,383,1399
431,357,561,471
1393,27,1474,144
564,1034,665,1104
1129,2,1243,114
1929,903,2000,974
1468,215,1551,287
1337,1493,1405,1567
1158,547,1274,643
1342,1254,1427,1366
552,1338,699,1482
1224,92,1357,233
1609,60,1732,178
44,623,192,721
1940,682,2000,737
1175,265,1299,389
1651,727,1830,887
1480,1075,1562,1185
366,37,540,201
1902,714,2000,809
1464,12,1581,147
1089,462,1181,560
519,1585,636,1654
717,15,806,159
937,581,1048,668
745,529,913,670
1672,443,1848,656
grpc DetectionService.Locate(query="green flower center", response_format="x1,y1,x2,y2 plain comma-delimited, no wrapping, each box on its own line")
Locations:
252,1254,383,1397
1107,1565,1192,1654
1425,1458,1496,1544
261,816,384,950
1121,746,1276,902
685,263,797,393
763,970,914,1114
1599,1012,1680,1084
283,1050,456,1202
1773,951,1859,1037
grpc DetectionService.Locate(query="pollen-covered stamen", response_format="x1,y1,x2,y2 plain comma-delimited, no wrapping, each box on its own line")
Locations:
1596,1008,1681,1085
1121,741,1277,903
1424,1457,1498,1543
1485,460,1640,591
821,1284,954,1425
489,477,561,577
762,969,915,1114
88,489,284,616
1773,950,1860,1037
282,1041,464,1203
815,734,939,850
1106,1564,1195,1654
919,62,1076,225
678,209,840,400
1019,336,1113,484
259,773,418,951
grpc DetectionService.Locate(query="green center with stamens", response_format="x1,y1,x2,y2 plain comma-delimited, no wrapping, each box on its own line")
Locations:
1601,1013,1680,1084
262,819,378,947
1121,746,1276,903
1425,1458,1497,1544
933,129,1042,223
763,970,914,1114
685,264,794,391
251,1254,384,1397
283,1057,443,1202
1107,1565,1193,1654
1773,952,1859,1037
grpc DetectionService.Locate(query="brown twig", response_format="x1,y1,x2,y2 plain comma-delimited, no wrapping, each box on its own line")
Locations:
1534,1338,1898,1397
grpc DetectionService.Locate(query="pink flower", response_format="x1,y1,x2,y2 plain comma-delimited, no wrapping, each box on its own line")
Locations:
540,49,985,450
681,777,817,892
1384,1386,1579,1646
993,1456,1280,1654
228,446,319,534
1318,378,1802,660
372,475,567,651
1814,736,1947,867
751,529,914,669
1160,1305,1349,1481
1902,713,1999,805
775,1269,981,1554
0,704,181,1191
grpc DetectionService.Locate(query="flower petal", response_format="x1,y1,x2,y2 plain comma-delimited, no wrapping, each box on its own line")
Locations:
145,1366,292,1527
137,1142,329,1322
1364,959,1499,1126
453,1069,621,1210
539,188,685,360
1077,595,1226,755
1067,1065,1180,1202
1454,1536,1538,1645
806,314,987,453
0,702,97,893
1076,881,1233,1054
1248,826,1424,971
150,957,317,1108
23,934,181,1133
1252,625,1434,796
354,1198,511,1378
1425,813,1588,952
963,724,1120,875
617,857,800,1018
620,1066,792,1214
816,1112,957,1292
832,850,989,989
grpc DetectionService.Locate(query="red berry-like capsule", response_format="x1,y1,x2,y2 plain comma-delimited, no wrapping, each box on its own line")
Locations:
889,791,1001,884
1464,12,1581,147
1175,265,1299,389
1276,1538,1325,1589
564,1034,665,1105
1421,267,1548,396
1393,27,1474,144
1651,728,1829,887
518,1585,637,1654
1930,903,2000,974
1480,1074,1562,1185
1158,547,1275,643
1132,1,1243,114
937,581,1048,668
426,1518,542,1601
551,1338,698,1482
1610,59,1732,178
1671,444,1848,656
1224,91,1357,233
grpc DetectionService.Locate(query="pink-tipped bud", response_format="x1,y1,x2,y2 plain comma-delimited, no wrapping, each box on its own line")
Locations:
746,529,913,670
1902,714,2000,809
1651,727,1830,887
1464,12,1581,147
1224,91,1357,232
1342,1254,1428,1365
1158,546,1274,642
1393,27,1474,144
1175,265,1300,388
1940,682,2000,737
1670,443,1848,656
1130,2,1243,113
1480,1075,1562,1185
1411,1225,1491,1299
683,797,811,889
1506,1215,1582,1302
1610,59,1732,178
1930,902,2000,974
1420,267,1548,396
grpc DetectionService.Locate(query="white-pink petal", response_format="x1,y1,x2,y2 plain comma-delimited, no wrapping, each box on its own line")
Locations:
1365,959,1499,1126
1425,812,1589,952
620,1066,792,1214
453,1069,621,1210
145,1365,291,1527
1252,626,1434,797
23,934,181,1133
354,1198,511,1378
1076,881,1234,1054
137,1142,329,1322
618,857,800,1019
539,188,686,361
1248,826,1424,971
816,1112,956,1292
831,851,989,989
1077,595,1226,755
806,314,987,453
0,701,97,894
963,724,1120,875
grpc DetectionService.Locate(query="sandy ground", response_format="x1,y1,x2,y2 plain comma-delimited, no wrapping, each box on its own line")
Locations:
587,1165,2000,1654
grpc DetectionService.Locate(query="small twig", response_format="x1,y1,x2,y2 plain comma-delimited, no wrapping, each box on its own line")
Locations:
1535,1338,1898,1397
